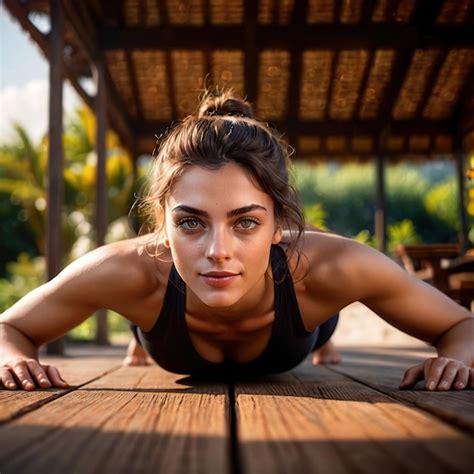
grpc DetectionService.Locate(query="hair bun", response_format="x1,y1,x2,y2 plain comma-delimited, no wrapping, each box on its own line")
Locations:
197,89,254,119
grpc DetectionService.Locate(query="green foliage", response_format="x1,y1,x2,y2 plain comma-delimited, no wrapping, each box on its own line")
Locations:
67,311,130,342
0,192,38,278
424,178,458,231
387,219,421,254
292,163,376,237
303,203,328,230
352,230,377,248
0,108,137,341
0,254,45,312
292,160,459,247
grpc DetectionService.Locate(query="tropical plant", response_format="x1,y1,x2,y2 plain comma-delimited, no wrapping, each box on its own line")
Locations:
386,219,422,255
0,107,138,341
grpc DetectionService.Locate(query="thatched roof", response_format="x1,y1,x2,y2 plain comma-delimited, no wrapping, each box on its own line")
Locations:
4,0,474,161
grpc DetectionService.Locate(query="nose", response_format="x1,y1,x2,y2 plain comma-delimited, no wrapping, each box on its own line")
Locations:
205,227,232,261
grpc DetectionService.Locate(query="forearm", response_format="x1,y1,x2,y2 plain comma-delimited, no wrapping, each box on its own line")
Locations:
433,317,474,366
0,322,39,361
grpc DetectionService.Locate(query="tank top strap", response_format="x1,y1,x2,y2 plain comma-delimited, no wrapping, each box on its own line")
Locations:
270,244,312,336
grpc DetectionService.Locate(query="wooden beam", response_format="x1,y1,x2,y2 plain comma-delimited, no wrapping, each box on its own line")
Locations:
139,118,453,138
99,24,474,50
414,49,449,119
286,0,308,146
455,136,470,252
94,57,109,345
353,49,374,120
454,68,474,135
244,0,259,103
156,0,177,119
3,0,93,109
361,0,377,23
46,0,65,355
375,128,389,254
324,51,339,120
126,50,143,121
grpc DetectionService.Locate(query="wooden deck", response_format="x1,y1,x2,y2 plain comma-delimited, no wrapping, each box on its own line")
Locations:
0,345,473,473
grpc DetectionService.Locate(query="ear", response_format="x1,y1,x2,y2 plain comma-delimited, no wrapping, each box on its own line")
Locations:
161,229,170,248
272,225,283,245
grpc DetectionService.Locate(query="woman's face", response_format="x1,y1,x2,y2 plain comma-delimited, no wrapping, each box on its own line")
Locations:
164,162,282,310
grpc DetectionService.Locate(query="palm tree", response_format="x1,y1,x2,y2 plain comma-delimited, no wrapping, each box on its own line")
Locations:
0,107,137,262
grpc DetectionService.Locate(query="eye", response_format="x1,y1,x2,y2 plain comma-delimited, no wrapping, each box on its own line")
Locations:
235,217,260,230
176,217,204,231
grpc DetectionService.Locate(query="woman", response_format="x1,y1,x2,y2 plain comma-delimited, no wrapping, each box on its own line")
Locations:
0,89,473,391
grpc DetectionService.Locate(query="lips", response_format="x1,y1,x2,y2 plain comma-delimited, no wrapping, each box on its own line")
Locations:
201,271,240,277
199,271,241,288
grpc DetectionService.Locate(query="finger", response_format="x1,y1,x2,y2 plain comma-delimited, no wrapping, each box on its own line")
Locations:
423,358,434,387
0,368,17,390
26,360,51,389
470,368,474,390
46,365,70,388
425,357,449,391
12,360,36,391
454,367,470,390
399,363,424,389
436,361,461,391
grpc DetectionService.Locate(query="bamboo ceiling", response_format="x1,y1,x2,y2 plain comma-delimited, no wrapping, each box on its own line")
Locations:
4,0,474,162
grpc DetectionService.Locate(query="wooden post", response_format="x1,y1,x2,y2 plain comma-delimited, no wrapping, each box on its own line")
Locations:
375,153,386,253
455,136,469,253
46,0,65,355
95,58,109,345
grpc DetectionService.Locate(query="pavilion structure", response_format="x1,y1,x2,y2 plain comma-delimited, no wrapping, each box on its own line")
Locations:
4,0,474,351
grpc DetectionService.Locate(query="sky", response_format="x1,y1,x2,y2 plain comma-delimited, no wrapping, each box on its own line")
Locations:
0,4,82,143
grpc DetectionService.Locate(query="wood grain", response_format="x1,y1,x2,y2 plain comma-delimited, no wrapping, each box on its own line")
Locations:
0,362,230,474
328,347,474,432
0,356,121,423
236,360,474,474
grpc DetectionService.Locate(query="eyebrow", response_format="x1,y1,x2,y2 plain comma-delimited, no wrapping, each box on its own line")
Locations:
172,204,268,218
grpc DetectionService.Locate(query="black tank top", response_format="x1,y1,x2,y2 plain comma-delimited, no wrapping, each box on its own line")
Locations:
137,244,320,379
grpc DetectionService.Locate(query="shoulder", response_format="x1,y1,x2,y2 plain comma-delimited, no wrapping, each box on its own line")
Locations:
286,230,406,304
49,233,171,305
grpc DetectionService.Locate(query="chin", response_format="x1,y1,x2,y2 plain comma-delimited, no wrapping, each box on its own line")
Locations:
188,280,243,308
195,291,241,308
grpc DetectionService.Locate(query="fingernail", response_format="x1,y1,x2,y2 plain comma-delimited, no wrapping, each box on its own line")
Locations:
6,381,15,388
24,381,33,388
456,381,464,389
428,381,435,390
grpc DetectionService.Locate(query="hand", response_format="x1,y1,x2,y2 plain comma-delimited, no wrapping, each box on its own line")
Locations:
0,358,70,391
399,356,473,391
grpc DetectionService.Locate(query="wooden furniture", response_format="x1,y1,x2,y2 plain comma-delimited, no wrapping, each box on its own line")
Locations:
0,345,473,473
395,243,474,309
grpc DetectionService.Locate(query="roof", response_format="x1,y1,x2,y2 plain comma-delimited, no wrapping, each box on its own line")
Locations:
4,0,474,161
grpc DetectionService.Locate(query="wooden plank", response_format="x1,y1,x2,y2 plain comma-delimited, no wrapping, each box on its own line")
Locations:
0,363,229,473
236,359,474,473
0,357,121,423
327,346,474,433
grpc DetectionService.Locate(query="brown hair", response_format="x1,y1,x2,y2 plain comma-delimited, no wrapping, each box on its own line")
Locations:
138,87,305,264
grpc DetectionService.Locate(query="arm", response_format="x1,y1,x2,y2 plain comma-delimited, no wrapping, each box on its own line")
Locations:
346,241,473,391
304,234,473,391
0,241,154,391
